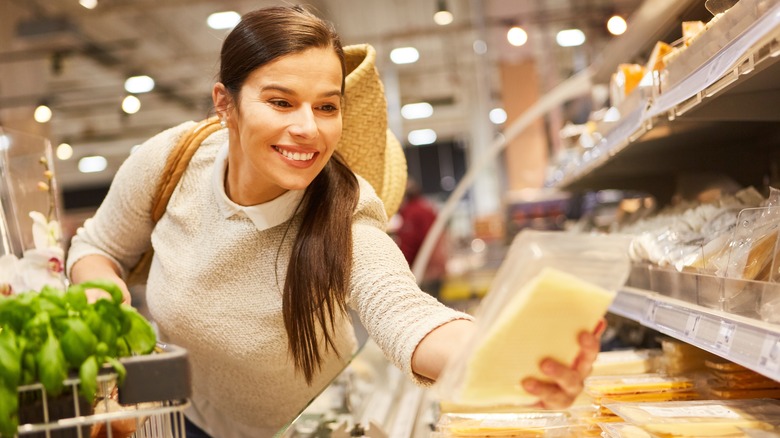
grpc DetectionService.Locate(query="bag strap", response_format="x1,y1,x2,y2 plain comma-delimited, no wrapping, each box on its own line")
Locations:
150,116,222,223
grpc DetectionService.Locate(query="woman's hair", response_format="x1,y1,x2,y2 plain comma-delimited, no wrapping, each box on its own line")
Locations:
218,6,359,384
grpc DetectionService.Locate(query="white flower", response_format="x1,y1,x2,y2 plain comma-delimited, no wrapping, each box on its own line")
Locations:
0,254,19,296
29,211,62,250
16,248,65,293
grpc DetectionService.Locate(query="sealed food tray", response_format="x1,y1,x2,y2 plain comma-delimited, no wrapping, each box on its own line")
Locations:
17,343,190,438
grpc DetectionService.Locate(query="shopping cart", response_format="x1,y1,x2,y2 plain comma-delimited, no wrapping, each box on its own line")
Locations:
15,344,191,438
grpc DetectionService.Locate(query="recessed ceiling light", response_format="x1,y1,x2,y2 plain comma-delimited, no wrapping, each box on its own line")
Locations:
408,129,437,146
489,108,507,124
556,29,586,47
390,47,419,65
607,15,628,35
122,95,141,114
208,11,241,30
34,105,52,123
124,75,155,93
78,155,107,173
401,102,433,120
507,26,528,47
56,143,73,160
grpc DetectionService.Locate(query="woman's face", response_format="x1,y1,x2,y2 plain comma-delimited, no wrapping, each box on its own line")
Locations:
219,47,343,205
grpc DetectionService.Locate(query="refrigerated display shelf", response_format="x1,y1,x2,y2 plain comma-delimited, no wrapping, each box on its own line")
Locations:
547,0,780,194
610,287,780,381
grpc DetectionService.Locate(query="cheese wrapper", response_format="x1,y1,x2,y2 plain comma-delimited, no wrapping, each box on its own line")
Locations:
607,399,780,437
458,268,615,406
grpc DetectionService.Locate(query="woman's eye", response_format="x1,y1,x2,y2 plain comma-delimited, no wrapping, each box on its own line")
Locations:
320,104,338,113
270,100,292,108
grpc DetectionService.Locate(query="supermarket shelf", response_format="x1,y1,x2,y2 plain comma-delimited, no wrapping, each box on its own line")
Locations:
610,287,780,381
547,0,780,199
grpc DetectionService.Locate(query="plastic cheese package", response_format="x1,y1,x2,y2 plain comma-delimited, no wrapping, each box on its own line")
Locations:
434,230,632,410
433,412,570,437
605,399,780,437
591,349,662,376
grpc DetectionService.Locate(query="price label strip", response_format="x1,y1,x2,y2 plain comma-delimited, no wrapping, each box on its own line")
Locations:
684,314,701,338
715,321,736,352
759,336,780,374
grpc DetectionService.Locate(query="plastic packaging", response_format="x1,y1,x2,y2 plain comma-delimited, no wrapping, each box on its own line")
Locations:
434,230,632,409
434,412,570,437
606,399,780,437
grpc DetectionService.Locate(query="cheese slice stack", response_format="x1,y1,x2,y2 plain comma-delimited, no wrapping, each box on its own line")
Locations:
458,267,615,406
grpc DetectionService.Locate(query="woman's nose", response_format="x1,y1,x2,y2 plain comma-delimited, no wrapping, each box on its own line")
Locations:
289,108,318,139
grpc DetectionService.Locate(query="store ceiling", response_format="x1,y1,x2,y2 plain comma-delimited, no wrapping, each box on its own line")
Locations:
0,0,679,193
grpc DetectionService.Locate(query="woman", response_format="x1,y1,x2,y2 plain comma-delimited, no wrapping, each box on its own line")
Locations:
67,6,603,437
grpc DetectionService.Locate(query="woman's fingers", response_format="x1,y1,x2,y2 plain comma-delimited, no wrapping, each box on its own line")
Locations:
522,377,576,409
574,330,601,377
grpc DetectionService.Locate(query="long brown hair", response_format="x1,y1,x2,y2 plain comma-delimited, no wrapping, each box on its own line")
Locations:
218,6,359,384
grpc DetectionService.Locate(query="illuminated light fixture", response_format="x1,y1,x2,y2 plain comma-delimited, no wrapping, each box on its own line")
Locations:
489,108,507,124
556,28,586,47
433,0,453,26
208,11,241,30
56,143,73,160
390,47,419,65
473,39,488,54
408,129,437,146
607,15,627,35
507,26,528,47
79,0,98,9
78,155,107,173
401,102,433,120
124,75,155,93
122,95,141,114
34,104,52,123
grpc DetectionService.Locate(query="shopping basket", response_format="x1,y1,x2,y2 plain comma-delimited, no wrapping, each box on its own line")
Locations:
15,343,191,438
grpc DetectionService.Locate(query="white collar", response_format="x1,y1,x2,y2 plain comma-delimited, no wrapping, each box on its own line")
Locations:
211,144,305,231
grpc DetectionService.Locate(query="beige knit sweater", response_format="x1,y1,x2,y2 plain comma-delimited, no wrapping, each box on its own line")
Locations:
66,121,470,436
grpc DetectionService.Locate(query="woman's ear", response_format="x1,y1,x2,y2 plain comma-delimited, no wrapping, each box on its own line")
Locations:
212,82,231,121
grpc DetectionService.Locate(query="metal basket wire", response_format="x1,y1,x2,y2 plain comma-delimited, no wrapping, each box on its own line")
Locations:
17,374,189,438
16,344,191,438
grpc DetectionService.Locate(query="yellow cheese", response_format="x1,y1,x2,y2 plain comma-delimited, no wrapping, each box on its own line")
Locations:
458,268,614,406
591,349,659,376
585,374,695,396
612,403,778,437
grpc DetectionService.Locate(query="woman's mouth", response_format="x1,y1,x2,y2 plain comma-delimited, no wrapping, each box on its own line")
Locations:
273,146,315,162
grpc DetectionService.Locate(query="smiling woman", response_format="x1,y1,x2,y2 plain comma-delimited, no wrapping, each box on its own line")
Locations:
64,5,603,438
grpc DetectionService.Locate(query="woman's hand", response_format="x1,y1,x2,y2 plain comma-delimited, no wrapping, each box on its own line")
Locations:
520,319,606,409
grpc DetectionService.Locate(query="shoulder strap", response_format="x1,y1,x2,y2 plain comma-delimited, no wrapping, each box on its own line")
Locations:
150,116,222,223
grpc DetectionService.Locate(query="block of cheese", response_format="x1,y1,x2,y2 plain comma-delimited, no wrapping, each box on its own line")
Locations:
457,268,615,406
436,412,569,437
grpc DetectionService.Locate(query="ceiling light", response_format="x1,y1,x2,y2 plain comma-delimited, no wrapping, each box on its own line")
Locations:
390,47,419,65
401,102,433,120
489,108,507,124
34,104,52,123
433,0,453,26
124,75,155,93
78,155,107,173
408,129,437,146
56,143,73,160
122,95,141,114
208,11,241,30
556,29,586,47
79,0,98,9
473,40,488,54
507,26,528,47
607,15,627,35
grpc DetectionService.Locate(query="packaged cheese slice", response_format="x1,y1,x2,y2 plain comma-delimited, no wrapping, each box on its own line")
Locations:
591,349,661,376
457,268,615,405
435,412,569,437
434,230,632,410
606,399,780,437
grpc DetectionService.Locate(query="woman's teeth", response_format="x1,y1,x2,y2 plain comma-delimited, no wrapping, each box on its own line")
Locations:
274,146,314,161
